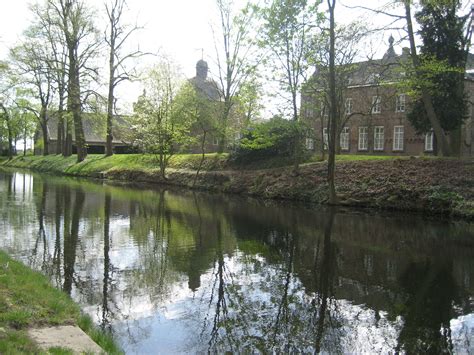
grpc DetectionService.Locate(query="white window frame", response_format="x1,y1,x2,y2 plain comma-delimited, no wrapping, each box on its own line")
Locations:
323,127,329,150
393,126,404,151
321,101,329,118
305,138,314,150
396,94,406,112
425,130,434,152
374,126,385,151
213,137,219,145
340,126,350,151
358,127,368,151
372,96,381,114
345,98,353,115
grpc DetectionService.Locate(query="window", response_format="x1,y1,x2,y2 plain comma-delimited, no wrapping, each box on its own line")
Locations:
345,98,353,115
323,128,329,150
396,94,406,112
306,138,314,150
213,137,219,145
321,102,329,117
368,73,380,84
372,96,381,114
358,127,368,151
340,127,350,151
425,130,434,151
374,126,384,151
393,126,404,151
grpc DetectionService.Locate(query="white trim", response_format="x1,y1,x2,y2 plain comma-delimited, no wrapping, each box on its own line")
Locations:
358,127,368,151
393,126,404,151
372,96,381,114
374,126,384,151
396,94,406,112
345,98,353,115
425,130,434,152
323,127,328,150
340,127,350,151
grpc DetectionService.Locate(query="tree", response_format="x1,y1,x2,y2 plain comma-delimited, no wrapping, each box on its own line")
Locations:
48,0,100,162
131,59,191,179
326,0,338,204
259,0,318,122
213,0,259,153
104,0,147,157
10,40,54,155
172,82,220,185
408,0,471,156
30,2,69,155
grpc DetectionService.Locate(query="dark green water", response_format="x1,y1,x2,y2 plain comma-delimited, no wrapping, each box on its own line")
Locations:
1,168,474,353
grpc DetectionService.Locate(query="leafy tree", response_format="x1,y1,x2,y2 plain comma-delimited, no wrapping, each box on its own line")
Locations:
172,82,220,185
10,39,54,155
131,59,192,178
258,0,319,122
231,117,308,164
408,0,470,155
213,0,260,153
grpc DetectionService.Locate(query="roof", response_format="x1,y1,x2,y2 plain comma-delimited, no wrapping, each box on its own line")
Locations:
46,113,131,144
304,48,474,92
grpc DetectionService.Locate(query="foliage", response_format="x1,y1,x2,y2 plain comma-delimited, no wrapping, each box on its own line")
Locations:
407,1,469,134
130,59,192,178
257,0,321,121
213,0,260,152
230,117,309,164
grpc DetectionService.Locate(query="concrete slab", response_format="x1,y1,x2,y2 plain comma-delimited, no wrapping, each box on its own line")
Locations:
28,325,103,354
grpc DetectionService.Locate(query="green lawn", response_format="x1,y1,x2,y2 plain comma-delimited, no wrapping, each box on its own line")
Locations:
0,250,122,354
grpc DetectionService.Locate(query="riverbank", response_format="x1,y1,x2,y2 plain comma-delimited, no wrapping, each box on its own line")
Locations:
2,154,474,220
0,250,122,354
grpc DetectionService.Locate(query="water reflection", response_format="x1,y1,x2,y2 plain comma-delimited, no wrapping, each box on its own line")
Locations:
0,169,474,353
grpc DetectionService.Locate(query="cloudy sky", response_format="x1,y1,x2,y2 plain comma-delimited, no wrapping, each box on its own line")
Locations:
1,0,469,115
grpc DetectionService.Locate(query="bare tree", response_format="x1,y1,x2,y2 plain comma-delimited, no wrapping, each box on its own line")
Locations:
30,2,69,156
104,0,147,156
48,0,100,162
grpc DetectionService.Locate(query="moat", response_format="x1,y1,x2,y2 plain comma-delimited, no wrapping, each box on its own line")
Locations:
1,168,473,353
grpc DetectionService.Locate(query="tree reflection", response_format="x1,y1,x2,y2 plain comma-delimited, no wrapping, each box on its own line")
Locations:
311,207,341,353
63,188,85,295
395,259,458,354
101,192,112,332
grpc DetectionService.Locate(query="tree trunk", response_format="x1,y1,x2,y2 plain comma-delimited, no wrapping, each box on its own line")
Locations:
404,1,451,157
105,27,115,157
40,107,49,156
194,131,207,187
327,0,338,205
57,96,65,155
67,50,87,162
63,116,73,157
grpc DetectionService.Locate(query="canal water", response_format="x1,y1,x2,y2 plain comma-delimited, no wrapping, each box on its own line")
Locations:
0,169,473,353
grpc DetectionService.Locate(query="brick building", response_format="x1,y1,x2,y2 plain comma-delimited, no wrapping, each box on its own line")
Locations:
301,37,474,157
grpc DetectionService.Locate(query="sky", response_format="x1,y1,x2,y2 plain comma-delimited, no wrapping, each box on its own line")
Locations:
0,0,470,116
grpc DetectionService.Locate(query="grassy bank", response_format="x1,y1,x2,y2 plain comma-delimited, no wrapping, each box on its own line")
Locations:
0,250,122,354
2,153,473,220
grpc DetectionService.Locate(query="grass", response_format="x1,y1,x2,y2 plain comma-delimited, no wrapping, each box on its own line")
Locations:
0,250,122,354
1,153,230,175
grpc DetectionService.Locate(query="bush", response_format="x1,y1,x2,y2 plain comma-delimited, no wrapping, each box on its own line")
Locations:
230,118,309,165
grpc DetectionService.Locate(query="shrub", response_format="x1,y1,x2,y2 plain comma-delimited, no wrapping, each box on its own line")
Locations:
230,117,309,164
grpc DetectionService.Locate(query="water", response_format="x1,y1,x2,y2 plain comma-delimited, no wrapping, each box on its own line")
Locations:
1,168,473,353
